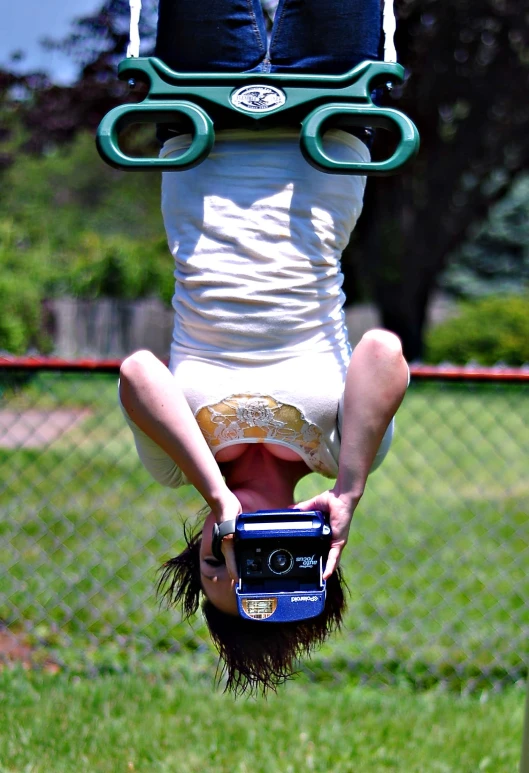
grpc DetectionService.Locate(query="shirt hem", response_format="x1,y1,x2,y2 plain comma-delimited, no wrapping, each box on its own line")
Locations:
160,128,371,162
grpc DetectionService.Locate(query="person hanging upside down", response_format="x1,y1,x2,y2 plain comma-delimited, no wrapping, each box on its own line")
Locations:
118,0,409,694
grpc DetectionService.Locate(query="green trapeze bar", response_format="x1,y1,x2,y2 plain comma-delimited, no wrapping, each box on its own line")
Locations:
96,57,420,175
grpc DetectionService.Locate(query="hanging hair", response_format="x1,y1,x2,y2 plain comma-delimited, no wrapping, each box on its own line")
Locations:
157,519,348,696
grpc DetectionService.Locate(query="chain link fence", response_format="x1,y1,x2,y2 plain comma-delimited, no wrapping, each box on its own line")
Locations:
1,360,528,690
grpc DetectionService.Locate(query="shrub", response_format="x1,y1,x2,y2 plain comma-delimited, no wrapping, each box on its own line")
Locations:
425,294,529,366
0,219,52,354
0,274,49,354
0,133,174,353
64,233,173,302
0,217,174,354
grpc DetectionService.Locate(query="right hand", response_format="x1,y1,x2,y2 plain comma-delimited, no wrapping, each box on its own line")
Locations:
295,488,361,579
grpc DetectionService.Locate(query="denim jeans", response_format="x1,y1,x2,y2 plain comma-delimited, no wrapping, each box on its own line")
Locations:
155,0,382,75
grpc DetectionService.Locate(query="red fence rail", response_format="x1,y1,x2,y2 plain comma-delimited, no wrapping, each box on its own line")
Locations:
2,355,529,382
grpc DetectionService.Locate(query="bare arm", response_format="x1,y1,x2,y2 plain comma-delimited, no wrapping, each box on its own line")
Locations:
297,329,409,577
119,350,241,560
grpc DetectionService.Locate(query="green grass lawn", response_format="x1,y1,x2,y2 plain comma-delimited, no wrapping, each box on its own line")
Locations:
1,373,528,689
0,669,525,773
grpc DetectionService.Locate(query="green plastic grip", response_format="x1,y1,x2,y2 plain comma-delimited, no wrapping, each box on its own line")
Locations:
96,57,420,175
300,104,419,175
96,101,214,171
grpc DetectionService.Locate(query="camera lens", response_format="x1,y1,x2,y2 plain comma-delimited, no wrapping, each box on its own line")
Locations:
268,549,294,575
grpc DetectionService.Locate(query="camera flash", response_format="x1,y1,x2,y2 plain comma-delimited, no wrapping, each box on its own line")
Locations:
242,598,278,620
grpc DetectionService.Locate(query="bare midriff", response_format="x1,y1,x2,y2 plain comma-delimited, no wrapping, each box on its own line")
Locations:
214,442,304,463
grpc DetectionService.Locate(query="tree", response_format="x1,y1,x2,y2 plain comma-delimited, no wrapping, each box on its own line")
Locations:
6,0,529,359
439,173,529,298
348,0,529,359
16,0,157,154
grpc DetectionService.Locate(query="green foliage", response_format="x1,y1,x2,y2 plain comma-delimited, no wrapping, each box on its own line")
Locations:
441,174,529,298
425,294,529,365
0,220,52,353
0,133,174,352
1,132,163,244
59,232,174,302
0,273,44,354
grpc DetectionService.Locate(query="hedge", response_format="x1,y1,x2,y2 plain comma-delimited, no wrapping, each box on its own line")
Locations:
425,294,529,366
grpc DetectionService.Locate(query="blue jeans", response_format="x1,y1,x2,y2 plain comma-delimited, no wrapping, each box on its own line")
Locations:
155,0,382,75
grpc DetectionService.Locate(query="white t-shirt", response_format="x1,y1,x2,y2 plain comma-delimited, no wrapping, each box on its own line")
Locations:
121,129,394,485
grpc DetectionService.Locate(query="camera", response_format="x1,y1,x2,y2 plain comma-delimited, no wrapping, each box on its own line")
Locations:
212,510,331,622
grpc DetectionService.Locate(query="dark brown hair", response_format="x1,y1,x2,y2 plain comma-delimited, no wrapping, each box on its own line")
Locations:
157,520,348,696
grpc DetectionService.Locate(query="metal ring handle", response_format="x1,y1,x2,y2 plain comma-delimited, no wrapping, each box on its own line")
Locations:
300,104,420,176
96,101,215,170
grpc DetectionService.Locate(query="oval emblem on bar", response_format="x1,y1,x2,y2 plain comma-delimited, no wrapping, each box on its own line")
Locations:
231,84,286,113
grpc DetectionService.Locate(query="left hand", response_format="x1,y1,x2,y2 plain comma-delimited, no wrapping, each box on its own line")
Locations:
211,490,243,582
295,489,361,579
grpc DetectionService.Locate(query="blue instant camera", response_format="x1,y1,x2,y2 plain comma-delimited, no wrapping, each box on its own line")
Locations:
212,510,331,623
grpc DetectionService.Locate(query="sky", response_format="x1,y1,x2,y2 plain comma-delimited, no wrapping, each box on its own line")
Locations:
0,0,106,83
